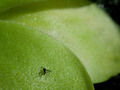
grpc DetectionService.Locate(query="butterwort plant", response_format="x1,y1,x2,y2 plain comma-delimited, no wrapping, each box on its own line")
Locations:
0,0,120,89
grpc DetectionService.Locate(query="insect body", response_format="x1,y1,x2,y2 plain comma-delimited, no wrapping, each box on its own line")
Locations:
41,67,51,75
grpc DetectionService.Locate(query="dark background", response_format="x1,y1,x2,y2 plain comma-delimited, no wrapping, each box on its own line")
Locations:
91,0,120,25
90,0,120,90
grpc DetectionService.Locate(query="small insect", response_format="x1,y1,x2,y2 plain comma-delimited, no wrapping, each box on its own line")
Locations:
41,67,51,75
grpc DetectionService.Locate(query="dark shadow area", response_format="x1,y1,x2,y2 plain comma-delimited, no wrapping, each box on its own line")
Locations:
0,0,92,19
94,74,120,90
91,0,120,25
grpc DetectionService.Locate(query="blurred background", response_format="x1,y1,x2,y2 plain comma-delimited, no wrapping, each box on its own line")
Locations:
90,0,120,90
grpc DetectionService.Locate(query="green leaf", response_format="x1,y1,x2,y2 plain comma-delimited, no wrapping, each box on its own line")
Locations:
0,0,91,13
0,21,94,89
0,0,40,13
0,2,120,83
